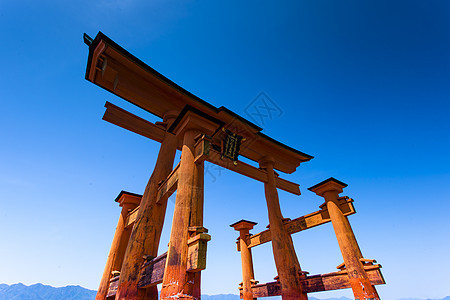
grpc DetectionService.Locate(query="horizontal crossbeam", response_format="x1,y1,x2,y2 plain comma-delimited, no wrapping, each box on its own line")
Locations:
156,163,180,204
103,105,300,195
125,206,139,228
103,101,168,143
124,164,180,228
194,136,301,195
244,197,355,249
107,276,119,298
138,232,211,288
138,252,167,288
242,264,384,297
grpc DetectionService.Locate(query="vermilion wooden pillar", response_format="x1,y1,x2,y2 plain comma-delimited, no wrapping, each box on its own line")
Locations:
96,192,141,300
308,178,380,300
259,158,308,300
116,112,178,300
189,145,205,300
230,220,258,300
160,109,220,300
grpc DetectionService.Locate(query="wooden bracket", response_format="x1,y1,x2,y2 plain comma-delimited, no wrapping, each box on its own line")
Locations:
187,233,211,272
137,232,211,289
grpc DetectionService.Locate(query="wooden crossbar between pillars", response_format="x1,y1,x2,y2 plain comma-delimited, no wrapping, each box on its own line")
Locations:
106,236,212,298
244,264,385,298
242,197,355,250
124,164,180,229
232,184,385,299
194,135,301,195
156,163,180,204
103,102,168,145
103,105,301,195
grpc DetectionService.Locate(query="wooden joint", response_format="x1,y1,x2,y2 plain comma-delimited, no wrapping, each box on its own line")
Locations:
299,270,310,277
125,205,140,228
187,233,211,245
111,270,120,277
194,134,212,164
188,226,209,235
138,252,168,288
360,258,377,265
336,262,346,270
143,255,156,262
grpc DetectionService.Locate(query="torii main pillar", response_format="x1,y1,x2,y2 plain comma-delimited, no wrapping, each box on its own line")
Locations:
160,108,221,300
115,111,178,300
308,178,380,300
259,158,308,300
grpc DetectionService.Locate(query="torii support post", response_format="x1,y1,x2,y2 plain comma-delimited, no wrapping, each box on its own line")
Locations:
96,192,141,300
259,158,308,300
116,112,178,300
160,108,218,300
230,220,258,300
308,178,380,300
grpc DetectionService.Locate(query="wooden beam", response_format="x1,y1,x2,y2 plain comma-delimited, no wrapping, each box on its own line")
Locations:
156,163,180,204
138,232,210,289
125,206,139,228
123,164,180,228
194,137,301,195
102,101,167,143
107,276,119,298
242,265,385,298
102,107,300,196
246,197,355,249
138,252,167,288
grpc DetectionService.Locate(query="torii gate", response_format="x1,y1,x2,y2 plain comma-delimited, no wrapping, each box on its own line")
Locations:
83,32,384,300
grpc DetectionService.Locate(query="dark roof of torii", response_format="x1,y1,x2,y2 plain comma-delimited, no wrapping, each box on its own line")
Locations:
84,31,313,174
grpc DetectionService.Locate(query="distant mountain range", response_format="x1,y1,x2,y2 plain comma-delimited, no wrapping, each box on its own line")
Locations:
0,283,96,300
0,283,448,300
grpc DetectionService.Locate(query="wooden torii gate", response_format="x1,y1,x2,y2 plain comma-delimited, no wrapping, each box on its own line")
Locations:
231,178,384,300
83,32,384,300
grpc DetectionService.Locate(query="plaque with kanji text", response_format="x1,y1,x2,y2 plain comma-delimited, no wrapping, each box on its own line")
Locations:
221,129,244,165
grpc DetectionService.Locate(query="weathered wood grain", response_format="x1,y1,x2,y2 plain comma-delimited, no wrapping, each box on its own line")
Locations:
156,163,180,204
124,164,180,229
187,233,211,272
125,206,139,228
137,252,167,288
106,276,119,298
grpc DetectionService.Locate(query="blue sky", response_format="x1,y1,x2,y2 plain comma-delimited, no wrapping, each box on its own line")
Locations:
1,1,449,299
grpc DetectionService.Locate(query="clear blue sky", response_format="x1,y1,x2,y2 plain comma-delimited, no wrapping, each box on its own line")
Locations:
1,1,449,300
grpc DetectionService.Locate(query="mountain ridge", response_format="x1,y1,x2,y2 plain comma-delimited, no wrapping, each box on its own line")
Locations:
0,283,448,300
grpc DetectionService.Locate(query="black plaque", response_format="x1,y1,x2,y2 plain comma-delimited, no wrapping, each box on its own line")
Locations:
221,129,243,165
